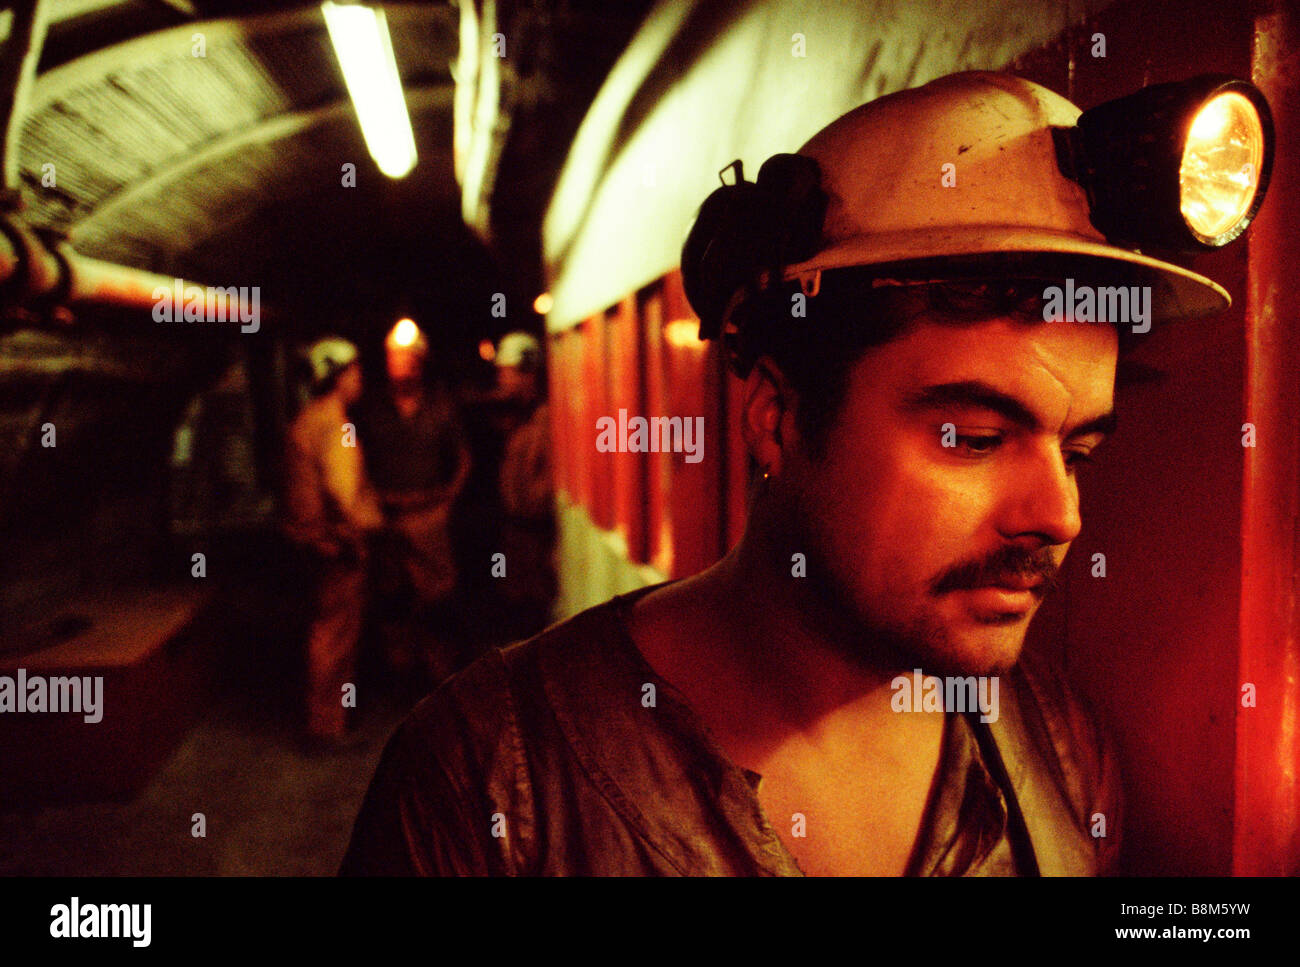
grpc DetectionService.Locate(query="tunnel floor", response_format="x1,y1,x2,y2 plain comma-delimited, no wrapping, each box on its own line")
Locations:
0,681,411,876
0,533,543,876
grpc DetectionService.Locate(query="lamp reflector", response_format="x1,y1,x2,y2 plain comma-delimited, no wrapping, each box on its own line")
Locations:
1179,91,1265,244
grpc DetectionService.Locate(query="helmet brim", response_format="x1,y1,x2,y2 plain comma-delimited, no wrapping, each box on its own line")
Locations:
783,226,1230,322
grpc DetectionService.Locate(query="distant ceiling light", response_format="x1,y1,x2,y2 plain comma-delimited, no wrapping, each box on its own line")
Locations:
387,317,425,349
478,339,496,362
533,292,554,315
322,2,417,179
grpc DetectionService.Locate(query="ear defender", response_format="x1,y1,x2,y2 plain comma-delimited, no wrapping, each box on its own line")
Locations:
681,153,827,343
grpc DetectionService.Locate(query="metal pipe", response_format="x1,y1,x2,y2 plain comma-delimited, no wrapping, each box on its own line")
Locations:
0,214,263,328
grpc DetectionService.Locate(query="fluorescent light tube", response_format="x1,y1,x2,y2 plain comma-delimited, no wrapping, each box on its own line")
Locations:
322,2,417,179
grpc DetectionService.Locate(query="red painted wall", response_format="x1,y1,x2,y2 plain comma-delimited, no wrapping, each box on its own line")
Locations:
555,271,726,579
607,294,647,562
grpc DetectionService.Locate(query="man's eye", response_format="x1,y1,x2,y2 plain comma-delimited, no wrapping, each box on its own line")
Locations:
955,434,1001,455
1065,450,1095,472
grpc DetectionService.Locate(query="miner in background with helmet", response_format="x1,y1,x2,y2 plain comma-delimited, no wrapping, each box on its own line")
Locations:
493,331,556,642
283,337,383,747
360,319,472,688
343,70,1270,875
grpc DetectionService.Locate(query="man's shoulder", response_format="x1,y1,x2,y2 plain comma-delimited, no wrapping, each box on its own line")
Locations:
1010,651,1112,790
1001,650,1123,871
392,596,630,770
288,395,340,438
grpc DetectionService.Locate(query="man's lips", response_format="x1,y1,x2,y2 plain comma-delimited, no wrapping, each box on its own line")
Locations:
979,575,1045,592
944,573,1049,619
931,551,1059,599
960,583,1042,617
943,575,1046,593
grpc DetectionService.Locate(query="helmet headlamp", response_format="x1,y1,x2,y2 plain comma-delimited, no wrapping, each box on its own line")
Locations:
682,71,1272,345
1061,74,1273,252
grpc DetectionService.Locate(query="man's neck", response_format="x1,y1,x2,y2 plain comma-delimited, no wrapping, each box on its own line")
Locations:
391,382,424,416
628,518,950,875
631,523,909,761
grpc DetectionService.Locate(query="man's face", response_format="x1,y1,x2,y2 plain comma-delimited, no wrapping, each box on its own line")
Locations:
788,313,1117,678
337,362,364,405
386,345,426,382
497,364,538,403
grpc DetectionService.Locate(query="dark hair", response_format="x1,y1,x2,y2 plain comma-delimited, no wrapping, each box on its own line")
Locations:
730,267,1132,460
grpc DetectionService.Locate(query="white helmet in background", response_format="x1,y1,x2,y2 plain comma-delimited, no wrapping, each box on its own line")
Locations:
495,331,542,372
305,337,359,389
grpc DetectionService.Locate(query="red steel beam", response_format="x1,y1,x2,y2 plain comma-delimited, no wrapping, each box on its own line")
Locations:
1237,2,1300,876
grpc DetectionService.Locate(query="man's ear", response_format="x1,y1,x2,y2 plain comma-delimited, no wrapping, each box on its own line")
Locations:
742,356,799,478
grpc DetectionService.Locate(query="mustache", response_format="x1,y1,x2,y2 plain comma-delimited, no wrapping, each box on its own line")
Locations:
930,544,1061,597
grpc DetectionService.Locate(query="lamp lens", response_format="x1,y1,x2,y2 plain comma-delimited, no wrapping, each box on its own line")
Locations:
1179,91,1264,242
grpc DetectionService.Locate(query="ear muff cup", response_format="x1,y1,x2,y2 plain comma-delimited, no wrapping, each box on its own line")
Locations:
682,154,827,343
722,285,792,378
681,174,769,342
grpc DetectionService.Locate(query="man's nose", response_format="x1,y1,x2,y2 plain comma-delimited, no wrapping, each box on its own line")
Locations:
997,444,1081,546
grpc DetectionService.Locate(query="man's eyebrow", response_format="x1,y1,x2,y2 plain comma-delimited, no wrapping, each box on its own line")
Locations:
900,380,1117,438
1067,409,1118,440
901,381,1041,430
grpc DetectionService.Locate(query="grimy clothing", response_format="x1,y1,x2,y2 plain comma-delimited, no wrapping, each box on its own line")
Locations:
360,388,467,497
282,393,383,555
304,557,367,738
359,389,469,606
282,393,382,738
341,584,1122,875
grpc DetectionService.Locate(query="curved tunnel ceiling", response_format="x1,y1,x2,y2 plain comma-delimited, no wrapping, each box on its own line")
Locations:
0,2,472,529
15,3,461,284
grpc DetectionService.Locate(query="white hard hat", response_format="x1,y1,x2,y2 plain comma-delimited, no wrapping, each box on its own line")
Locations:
782,71,1228,319
683,71,1237,342
495,331,542,370
306,337,359,387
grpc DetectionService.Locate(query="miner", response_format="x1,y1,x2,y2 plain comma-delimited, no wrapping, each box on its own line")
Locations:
341,71,1257,875
283,337,383,747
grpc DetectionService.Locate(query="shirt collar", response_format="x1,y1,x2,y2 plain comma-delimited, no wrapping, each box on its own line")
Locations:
538,584,1014,876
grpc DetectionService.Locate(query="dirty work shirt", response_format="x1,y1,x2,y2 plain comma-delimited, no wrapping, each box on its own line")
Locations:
360,389,467,496
340,584,1122,876
282,393,382,555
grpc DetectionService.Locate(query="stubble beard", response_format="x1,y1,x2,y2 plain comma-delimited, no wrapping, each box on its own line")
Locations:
784,495,1033,681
